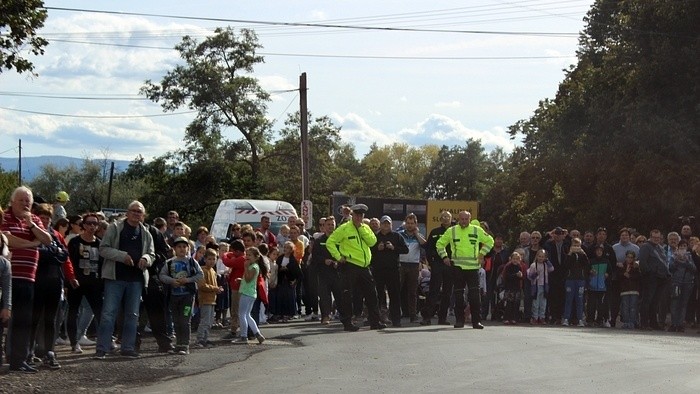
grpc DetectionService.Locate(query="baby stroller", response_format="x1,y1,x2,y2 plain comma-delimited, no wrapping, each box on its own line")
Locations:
491,273,506,321
417,268,431,315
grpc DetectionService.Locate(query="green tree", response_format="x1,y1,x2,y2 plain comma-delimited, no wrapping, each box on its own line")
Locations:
141,27,271,194
262,113,359,218
423,139,492,201
0,167,19,206
28,158,115,214
351,143,438,199
507,0,700,234
0,0,48,75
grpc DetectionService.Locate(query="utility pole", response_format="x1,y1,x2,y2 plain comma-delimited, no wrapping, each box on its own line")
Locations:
107,161,115,208
18,139,22,185
300,72,310,201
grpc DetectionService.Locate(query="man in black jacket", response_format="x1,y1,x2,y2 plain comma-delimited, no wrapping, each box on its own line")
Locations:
370,215,408,327
310,217,342,325
639,229,671,330
420,211,454,326
138,222,174,352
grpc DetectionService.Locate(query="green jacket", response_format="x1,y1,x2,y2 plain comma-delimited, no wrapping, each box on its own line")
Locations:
436,223,494,270
326,220,377,268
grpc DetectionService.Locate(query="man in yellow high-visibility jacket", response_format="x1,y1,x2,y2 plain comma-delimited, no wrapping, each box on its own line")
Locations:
436,210,494,329
326,204,386,332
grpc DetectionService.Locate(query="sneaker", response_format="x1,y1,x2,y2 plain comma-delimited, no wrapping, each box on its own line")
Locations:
194,342,206,348
54,337,69,346
157,346,175,353
603,320,611,328
321,316,330,325
120,350,140,359
10,362,38,374
26,355,42,366
419,319,432,326
79,335,96,346
578,320,586,327
232,337,249,345
177,349,190,355
562,319,569,326
256,333,266,344
93,350,107,360
44,352,61,370
144,325,152,333
221,332,236,340
344,324,360,332
72,344,83,354
305,313,319,321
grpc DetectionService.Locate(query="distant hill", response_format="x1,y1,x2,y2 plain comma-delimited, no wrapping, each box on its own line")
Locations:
0,156,132,182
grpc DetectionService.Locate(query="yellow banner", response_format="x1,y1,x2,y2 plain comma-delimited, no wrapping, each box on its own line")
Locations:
426,200,479,232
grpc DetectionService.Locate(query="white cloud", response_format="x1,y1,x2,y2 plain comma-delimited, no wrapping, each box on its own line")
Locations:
399,96,408,102
331,112,396,154
259,75,297,102
309,10,328,20
398,114,516,151
434,101,461,108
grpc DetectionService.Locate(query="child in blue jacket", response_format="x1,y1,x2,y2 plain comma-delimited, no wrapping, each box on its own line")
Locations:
587,245,613,327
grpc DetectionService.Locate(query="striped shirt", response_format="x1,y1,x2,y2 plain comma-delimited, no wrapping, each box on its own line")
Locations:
1,210,42,282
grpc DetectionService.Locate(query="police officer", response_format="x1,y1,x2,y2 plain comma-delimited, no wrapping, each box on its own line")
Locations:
326,204,386,332
436,211,494,329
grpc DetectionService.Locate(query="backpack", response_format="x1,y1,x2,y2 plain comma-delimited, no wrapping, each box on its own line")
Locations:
167,257,199,294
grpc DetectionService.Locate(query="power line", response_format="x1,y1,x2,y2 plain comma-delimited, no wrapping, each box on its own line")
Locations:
45,39,575,60
0,92,148,100
44,6,580,37
0,106,196,119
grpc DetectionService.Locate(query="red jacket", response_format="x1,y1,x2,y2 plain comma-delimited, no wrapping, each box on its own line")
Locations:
222,251,245,291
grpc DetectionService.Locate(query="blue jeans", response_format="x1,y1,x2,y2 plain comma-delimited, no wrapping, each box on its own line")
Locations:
77,297,95,340
532,285,547,319
564,279,585,321
620,294,639,328
238,294,260,339
97,280,143,353
670,282,693,327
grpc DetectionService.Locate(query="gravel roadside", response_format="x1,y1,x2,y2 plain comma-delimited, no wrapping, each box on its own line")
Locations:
0,323,303,393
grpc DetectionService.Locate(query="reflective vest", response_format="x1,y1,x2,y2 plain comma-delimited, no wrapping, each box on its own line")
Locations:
436,224,494,270
326,221,377,268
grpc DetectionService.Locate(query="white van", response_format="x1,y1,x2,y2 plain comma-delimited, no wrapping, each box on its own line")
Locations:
210,199,298,241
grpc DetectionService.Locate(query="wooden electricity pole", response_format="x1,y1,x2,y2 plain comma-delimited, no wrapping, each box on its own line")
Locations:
300,72,310,201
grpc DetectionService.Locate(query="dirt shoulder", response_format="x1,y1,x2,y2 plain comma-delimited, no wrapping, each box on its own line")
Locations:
0,325,300,393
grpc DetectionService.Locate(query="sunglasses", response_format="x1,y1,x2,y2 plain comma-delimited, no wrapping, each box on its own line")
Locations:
84,221,99,225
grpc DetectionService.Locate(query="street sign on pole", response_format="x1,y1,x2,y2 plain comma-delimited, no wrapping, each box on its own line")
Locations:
301,200,313,230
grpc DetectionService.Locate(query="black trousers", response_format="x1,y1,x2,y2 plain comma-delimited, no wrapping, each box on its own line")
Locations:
452,267,481,325
608,281,621,326
30,276,62,357
640,274,668,328
372,266,401,323
67,275,103,347
338,263,380,326
422,260,454,322
139,282,173,350
317,267,341,318
303,263,319,315
8,279,34,368
548,280,565,322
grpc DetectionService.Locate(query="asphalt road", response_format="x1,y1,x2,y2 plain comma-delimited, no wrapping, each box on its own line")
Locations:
139,321,700,393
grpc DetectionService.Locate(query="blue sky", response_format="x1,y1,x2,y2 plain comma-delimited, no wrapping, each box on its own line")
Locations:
0,0,594,162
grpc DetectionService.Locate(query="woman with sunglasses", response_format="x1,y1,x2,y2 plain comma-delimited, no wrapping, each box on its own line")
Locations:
66,213,104,354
